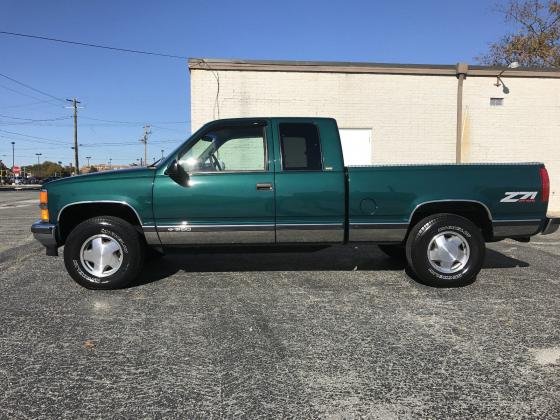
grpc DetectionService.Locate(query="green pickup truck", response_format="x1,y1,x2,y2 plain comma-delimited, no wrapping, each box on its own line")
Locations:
32,117,559,289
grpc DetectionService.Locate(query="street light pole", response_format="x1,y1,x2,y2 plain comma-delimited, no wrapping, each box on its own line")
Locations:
86,156,91,167
11,141,15,169
36,153,42,165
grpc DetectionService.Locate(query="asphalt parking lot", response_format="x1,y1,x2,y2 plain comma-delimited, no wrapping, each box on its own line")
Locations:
1,190,559,418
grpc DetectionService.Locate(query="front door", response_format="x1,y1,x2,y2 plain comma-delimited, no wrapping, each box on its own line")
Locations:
152,121,275,245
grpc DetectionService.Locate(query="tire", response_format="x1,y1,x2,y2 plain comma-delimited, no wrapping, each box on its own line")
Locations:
405,213,485,287
378,244,406,260
63,216,144,290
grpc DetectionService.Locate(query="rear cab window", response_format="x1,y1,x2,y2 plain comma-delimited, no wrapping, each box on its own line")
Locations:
279,123,323,171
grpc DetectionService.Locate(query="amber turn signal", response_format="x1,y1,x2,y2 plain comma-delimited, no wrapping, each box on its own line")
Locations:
39,190,48,205
39,190,49,221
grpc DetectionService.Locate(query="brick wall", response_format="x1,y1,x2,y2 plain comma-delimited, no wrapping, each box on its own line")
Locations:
190,69,560,212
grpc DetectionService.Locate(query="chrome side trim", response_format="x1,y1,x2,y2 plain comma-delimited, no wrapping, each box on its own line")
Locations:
57,200,144,225
276,223,343,243
492,219,542,223
142,226,161,245
158,224,275,232
492,219,542,237
409,199,493,223
156,224,275,245
349,223,408,242
276,223,343,229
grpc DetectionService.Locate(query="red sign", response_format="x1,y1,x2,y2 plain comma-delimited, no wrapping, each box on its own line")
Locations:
12,166,21,174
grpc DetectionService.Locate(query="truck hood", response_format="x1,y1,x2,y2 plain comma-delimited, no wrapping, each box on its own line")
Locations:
44,167,155,188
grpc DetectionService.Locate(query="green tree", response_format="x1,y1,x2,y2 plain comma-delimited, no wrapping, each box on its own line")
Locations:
89,166,98,173
0,159,7,183
29,161,66,178
479,0,560,67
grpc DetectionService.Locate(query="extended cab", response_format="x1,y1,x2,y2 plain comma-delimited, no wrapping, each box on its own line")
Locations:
31,118,559,289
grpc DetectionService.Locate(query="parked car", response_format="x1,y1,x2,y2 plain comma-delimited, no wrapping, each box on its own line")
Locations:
23,177,40,185
41,176,64,185
31,117,559,289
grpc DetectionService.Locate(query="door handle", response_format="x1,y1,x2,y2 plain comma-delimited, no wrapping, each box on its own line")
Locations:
256,183,273,191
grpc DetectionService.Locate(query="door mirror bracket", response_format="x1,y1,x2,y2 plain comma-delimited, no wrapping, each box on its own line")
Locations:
165,159,190,186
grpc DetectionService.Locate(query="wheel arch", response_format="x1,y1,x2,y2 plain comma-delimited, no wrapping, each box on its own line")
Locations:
408,200,493,240
57,201,144,243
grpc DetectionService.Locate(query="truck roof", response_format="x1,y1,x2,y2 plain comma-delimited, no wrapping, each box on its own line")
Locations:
205,117,336,125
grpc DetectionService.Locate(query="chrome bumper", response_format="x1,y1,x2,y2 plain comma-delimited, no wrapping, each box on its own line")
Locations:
31,220,59,255
542,217,560,235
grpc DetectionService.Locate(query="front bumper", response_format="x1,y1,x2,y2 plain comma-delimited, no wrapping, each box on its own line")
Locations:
542,217,560,235
31,220,59,255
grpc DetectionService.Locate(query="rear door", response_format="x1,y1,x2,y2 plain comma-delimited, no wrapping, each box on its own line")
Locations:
273,119,345,243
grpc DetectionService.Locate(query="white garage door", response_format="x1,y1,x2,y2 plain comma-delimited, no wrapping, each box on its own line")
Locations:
338,129,373,166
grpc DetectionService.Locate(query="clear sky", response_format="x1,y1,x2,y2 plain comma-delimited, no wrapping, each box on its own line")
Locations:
0,0,513,167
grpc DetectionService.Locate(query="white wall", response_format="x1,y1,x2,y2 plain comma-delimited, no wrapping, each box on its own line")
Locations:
462,77,560,211
191,69,560,212
191,70,457,164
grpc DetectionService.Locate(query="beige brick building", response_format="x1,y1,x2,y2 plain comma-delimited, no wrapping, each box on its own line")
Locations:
189,58,560,212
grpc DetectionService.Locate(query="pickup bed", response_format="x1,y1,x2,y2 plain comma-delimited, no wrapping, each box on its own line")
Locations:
32,117,559,289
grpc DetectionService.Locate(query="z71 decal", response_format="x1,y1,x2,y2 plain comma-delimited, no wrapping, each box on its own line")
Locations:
500,191,538,203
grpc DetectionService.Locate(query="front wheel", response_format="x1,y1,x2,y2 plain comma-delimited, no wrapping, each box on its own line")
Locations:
405,214,485,287
63,216,144,289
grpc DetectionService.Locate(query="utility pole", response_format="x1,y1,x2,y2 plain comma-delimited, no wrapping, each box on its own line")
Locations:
11,141,15,169
66,98,81,174
139,124,151,166
36,153,42,178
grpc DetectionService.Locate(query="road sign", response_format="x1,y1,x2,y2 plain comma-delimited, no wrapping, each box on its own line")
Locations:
12,166,21,175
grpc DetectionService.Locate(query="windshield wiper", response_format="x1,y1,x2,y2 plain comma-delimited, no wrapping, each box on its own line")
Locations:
148,157,164,167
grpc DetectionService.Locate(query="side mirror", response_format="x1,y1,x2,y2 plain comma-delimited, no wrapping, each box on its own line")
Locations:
165,159,189,186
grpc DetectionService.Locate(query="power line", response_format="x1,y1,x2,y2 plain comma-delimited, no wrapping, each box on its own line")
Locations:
81,116,189,124
0,113,70,122
81,139,179,147
0,128,68,144
0,99,56,109
0,82,61,104
0,71,66,103
0,30,188,60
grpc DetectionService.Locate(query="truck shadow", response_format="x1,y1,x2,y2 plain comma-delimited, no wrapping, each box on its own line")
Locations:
132,245,529,287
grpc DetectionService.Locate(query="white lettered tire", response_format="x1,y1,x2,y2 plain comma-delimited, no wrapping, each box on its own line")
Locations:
63,216,144,289
405,213,485,287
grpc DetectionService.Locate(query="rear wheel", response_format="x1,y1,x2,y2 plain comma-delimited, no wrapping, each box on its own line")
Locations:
378,244,405,260
405,213,485,287
63,216,144,289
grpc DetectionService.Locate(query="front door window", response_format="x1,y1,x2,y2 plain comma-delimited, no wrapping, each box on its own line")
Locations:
178,125,266,173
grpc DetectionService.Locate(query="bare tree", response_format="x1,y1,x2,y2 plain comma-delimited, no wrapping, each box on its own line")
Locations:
479,0,560,67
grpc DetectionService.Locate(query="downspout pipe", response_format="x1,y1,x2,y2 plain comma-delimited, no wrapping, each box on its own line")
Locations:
456,62,469,163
